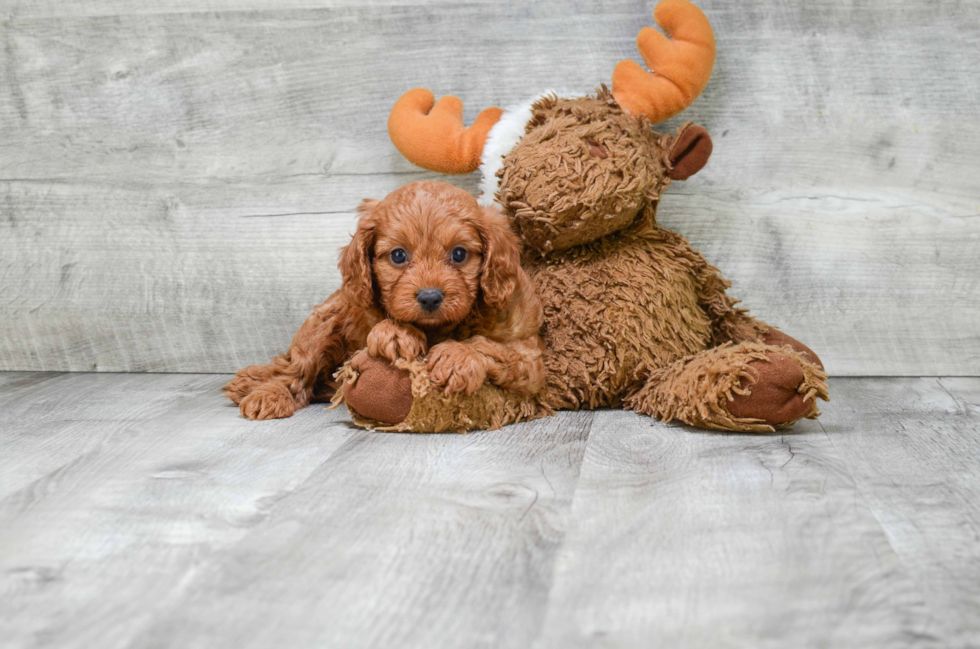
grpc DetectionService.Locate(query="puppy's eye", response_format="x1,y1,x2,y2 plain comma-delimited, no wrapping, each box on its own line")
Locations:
389,248,408,265
451,246,468,264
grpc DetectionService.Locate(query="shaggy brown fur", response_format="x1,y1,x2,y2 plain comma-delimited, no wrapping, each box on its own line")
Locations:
526,203,770,411
500,93,669,253
334,351,552,433
225,181,545,420
625,342,828,433
340,88,829,433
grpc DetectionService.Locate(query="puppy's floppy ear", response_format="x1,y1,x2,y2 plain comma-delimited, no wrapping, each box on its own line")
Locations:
339,199,380,309
477,206,522,310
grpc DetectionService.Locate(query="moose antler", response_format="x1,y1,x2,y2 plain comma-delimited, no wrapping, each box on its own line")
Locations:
387,88,503,174
612,0,715,122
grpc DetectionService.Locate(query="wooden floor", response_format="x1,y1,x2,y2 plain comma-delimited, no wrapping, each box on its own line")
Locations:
0,373,977,648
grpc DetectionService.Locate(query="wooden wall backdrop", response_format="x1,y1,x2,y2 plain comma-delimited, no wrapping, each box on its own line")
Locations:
0,0,977,375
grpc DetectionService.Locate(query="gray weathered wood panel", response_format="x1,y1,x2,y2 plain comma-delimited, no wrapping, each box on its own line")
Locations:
537,413,933,648
1,0,978,374
133,412,593,648
0,374,358,647
0,371,220,499
2,374,980,646
818,377,980,648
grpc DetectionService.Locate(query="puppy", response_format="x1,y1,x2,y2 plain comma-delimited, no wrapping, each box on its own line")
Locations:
224,181,545,420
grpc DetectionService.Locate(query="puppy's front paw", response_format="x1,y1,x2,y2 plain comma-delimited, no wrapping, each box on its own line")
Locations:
367,320,427,364
239,382,296,420
427,342,488,395
223,364,271,405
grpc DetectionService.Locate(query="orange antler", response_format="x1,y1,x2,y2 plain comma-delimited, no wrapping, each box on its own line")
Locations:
387,88,503,175
612,0,715,122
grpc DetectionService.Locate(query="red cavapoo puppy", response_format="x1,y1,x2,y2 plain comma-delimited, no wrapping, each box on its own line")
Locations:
224,181,545,420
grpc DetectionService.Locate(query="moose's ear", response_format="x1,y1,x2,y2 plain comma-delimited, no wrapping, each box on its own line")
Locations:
668,125,712,180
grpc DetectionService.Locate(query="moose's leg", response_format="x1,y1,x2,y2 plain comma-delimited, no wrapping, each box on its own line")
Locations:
711,309,825,372
761,329,824,371
337,352,415,425
624,342,828,433
336,350,552,433
695,263,825,370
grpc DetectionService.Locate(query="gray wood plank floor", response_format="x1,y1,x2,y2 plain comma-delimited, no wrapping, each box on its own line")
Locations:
1,373,978,648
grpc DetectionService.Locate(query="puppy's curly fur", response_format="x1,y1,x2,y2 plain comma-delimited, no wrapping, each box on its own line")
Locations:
224,181,545,420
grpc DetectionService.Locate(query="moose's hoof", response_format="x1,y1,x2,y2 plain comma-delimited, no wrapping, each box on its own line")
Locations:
763,329,824,371
343,350,414,425
728,352,814,426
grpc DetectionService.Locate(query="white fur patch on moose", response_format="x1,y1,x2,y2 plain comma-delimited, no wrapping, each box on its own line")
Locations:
477,89,580,208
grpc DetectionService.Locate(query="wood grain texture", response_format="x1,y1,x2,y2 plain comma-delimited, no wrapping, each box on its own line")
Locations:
0,373,358,648
0,0,978,374
0,372,594,648
818,377,980,649
0,371,220,499
536,412,936,648
2,374,980,647
133,411,593,649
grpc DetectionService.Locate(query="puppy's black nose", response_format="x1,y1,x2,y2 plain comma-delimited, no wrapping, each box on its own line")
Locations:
416,288,444,312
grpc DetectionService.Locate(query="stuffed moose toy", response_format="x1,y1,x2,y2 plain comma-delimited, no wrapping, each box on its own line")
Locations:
331,0,829,432
227,0,828,432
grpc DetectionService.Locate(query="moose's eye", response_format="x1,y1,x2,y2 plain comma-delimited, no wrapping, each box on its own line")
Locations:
451,246,468,264
389,248,408,265
585,137,609,159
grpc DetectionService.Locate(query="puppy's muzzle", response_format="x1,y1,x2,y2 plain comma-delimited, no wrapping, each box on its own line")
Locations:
416,288,444,312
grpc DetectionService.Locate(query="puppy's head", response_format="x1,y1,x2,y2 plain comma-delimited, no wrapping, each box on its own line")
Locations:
339,181,521,328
